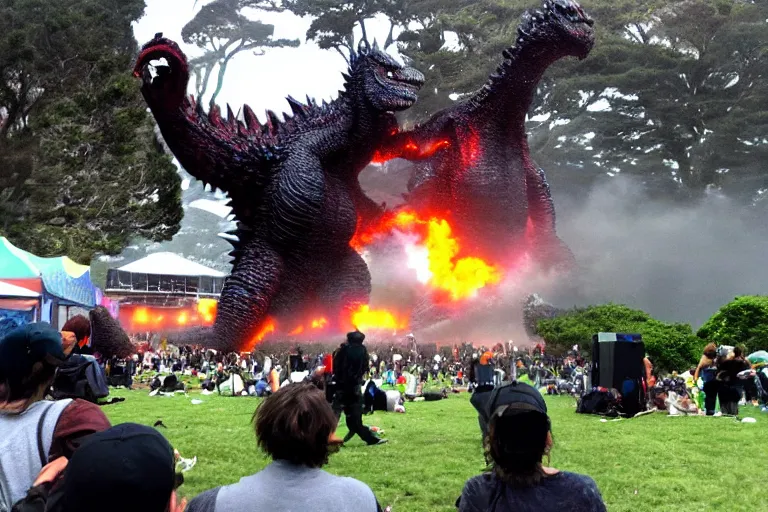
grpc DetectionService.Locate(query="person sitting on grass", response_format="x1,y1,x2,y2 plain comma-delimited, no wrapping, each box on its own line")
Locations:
186,382,384,512
457,382,606,512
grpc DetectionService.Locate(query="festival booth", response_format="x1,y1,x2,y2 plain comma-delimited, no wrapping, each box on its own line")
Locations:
104,252,225,334
0,237,101,332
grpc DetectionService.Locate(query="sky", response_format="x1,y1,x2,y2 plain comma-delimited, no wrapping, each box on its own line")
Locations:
132,0,410,123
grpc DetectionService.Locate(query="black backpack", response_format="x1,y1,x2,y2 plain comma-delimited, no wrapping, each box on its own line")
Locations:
51,355,109,403
577,389,619,417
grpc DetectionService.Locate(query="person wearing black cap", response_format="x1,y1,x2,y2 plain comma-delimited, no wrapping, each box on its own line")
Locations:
46,423,186,512
331,331,386,445
0,323,111,511
456,382,606,512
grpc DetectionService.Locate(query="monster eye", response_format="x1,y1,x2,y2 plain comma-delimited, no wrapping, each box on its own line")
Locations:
387,71,394,79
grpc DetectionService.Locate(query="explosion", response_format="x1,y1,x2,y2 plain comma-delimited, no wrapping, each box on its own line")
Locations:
197,298,217,323
351,210,502,301
349,305,408,332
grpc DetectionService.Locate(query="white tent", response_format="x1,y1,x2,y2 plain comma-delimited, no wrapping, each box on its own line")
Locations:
0,280,40,298
117,253,226,277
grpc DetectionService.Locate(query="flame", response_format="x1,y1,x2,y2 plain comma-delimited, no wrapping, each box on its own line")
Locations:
350,305,408,332
371,137,451,164
289,325,305,336
134,308,150,324
247,318,277,349
311,317,329,329
197,298,217,324
351,209,501,300
177,312,188,325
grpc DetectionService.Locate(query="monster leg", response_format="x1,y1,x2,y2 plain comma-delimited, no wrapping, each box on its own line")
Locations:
214,237,284,352
316,248,372,329
525,164,575,271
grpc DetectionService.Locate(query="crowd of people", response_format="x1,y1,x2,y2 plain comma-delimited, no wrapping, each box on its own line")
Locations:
6,315,768,511
0,321,610,511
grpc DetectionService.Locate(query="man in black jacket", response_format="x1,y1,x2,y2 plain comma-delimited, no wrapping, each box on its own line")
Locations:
332,331,386,446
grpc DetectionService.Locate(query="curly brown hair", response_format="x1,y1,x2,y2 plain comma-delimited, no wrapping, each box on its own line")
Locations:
254,382,340,468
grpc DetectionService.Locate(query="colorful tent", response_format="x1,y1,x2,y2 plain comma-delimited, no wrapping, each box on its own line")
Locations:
0,237,97,307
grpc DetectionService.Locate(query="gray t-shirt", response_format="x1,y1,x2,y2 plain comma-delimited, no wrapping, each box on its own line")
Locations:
458,471,606,512
187,460,380,512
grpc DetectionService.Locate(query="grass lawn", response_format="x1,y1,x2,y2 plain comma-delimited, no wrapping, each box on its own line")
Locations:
105,389,768,511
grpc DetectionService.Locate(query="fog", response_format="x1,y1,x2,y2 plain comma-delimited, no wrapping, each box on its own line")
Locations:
550,177,768,329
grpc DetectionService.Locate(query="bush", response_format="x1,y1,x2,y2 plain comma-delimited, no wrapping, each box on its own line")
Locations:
697,296,768,354
536,304,701,373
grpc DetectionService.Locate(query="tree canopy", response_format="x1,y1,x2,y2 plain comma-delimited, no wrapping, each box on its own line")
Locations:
0,0,182,263
182,0,299,105
697,296,768,354
536,303,702,373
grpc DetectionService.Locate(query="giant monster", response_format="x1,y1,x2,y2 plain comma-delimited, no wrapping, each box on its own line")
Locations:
134,36,425,351
133,0,594,351
378,0,595,270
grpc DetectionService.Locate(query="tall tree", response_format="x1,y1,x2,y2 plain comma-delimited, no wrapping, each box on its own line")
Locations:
529,0,768,198
0,0,182,263
183,0,299,105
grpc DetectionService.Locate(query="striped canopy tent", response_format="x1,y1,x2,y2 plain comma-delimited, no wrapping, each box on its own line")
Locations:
0,237,99,325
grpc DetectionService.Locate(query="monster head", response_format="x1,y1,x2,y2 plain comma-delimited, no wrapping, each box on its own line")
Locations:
519,0,595,59
347,40,425,113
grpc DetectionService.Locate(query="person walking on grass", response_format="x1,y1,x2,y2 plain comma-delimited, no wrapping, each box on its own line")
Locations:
331,331,386,446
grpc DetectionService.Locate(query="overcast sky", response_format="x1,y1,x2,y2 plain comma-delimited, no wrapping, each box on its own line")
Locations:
132,0,407,122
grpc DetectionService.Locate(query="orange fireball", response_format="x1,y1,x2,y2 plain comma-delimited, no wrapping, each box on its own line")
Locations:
351,209,501,301
349,305,408,332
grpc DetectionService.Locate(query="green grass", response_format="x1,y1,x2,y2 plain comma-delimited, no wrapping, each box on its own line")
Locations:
104,390,768,511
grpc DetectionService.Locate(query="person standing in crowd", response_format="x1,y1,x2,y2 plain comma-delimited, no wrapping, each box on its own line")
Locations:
186,383,383,512
457,382,606,512
716,346,751,416
694,343,719,415
469,351,496,435
0,323,111,510
332,331,386,446
45,423,186,512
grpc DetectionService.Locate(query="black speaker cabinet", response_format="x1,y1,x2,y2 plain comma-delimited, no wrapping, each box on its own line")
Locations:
591,333,644,389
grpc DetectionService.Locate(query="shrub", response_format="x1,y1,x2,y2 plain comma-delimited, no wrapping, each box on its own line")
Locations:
536,304,701,373
697,296,768,354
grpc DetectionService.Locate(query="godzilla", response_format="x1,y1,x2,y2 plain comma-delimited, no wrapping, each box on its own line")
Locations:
134,36,424,352
378,0,595,272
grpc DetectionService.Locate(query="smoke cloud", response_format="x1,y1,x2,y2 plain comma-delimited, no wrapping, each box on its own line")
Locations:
361,166,768,344
551,177,768,329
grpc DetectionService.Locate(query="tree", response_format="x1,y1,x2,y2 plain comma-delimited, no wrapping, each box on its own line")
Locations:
530,0,768,199
183,0,299,105
536,304,701,373
0,0,182,263
697,296,768,354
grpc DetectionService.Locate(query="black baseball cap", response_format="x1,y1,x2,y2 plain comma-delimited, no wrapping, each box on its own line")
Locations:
0,323,65,384
477,381,548,426
61,423,176,512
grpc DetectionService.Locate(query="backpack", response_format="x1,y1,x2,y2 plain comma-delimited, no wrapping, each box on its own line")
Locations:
51,355,109,403
577,389,619,417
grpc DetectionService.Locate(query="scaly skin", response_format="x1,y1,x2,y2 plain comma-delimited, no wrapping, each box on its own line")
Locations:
134,37,424,351
379,0,595,270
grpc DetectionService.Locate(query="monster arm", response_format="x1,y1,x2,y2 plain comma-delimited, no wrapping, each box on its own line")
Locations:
525,165,558,233
525,163,575,269
134,36,273,194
